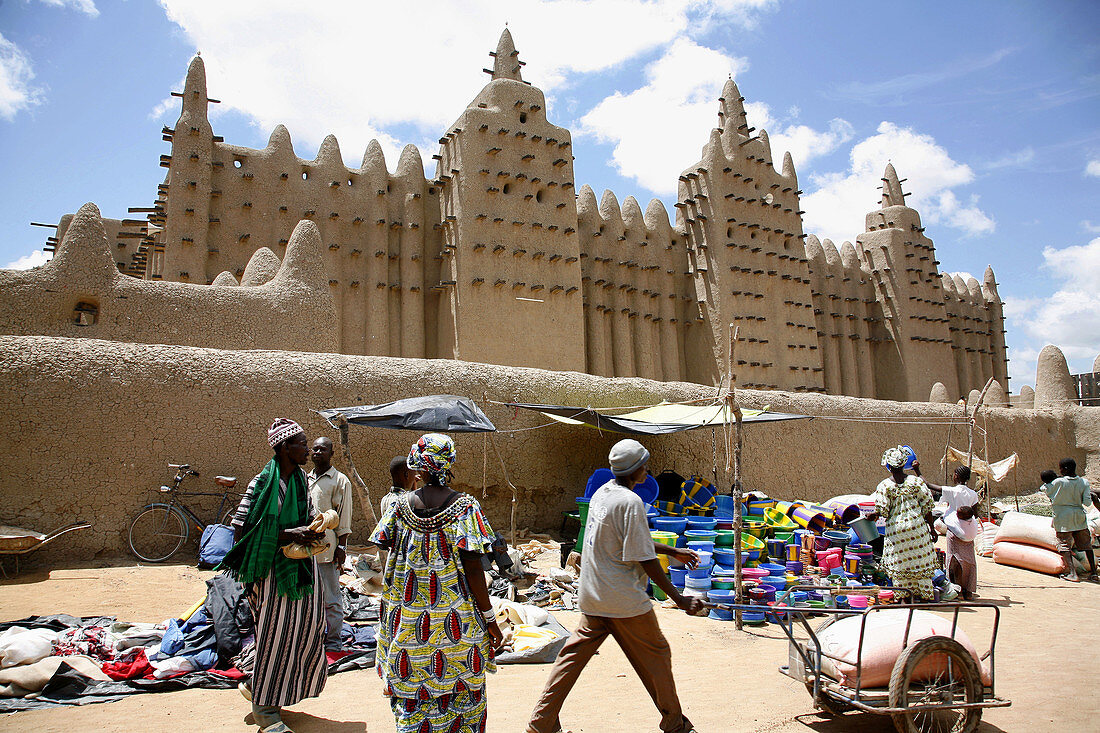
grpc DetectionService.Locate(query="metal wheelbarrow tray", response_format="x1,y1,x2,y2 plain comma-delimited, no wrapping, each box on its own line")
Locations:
0,522,92,576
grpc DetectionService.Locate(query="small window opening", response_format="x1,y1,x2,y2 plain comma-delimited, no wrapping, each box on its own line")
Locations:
535,190,543,203
519,112,527,124
348,178,354,186
302,171,309,180
73,301,98,326
502,183,512,194
233,159,243,169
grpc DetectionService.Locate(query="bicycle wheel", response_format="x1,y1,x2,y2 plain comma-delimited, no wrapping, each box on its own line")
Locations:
129,504,189,562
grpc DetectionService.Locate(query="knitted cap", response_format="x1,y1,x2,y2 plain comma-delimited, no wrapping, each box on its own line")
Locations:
268,418,304,449
609,439,650,476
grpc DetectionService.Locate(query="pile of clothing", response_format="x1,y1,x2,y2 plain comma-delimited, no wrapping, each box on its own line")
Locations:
0,572,378,712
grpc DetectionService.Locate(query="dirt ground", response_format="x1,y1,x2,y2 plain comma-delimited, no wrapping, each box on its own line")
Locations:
1,541,1097,733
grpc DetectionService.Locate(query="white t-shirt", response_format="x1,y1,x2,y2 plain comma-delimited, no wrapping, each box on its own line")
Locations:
577,481,657,618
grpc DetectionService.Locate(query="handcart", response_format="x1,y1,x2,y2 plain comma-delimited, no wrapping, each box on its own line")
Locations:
0,522,92,577
707,584,1011,733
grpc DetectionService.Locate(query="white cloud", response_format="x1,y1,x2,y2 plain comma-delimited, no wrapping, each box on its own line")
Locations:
0,33,43,121
33,0,99,16
769,118,854,170
4,249,49,269
801,121,995,243
1003,237,1100,387
577,42,851,195
1081,220,1100,233
155,1,775,170
982,146,1034,170
577,37,749,194
1086,159,1100,177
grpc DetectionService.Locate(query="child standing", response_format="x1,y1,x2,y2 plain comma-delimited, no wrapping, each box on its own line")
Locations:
917,464,981,599
1041,458,1098,583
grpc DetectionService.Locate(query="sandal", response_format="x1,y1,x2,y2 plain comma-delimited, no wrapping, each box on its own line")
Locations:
260,723,294,733
238,680,252,701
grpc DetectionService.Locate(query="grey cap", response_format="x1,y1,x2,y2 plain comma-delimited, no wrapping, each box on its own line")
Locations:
609,439,650,476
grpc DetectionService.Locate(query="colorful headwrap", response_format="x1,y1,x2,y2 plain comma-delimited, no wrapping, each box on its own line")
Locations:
407,433,456,482
881,446,908,469
268,418,304,449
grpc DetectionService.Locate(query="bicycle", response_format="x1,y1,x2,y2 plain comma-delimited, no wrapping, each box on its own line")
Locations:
128,463,243,563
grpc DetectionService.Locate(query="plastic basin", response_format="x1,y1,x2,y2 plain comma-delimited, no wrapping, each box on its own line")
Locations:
686,516,718,531
687,540,715,554
653,516,688,534
711,578,736,590
741,567,769,580
760,562,785,575
712,547,740,567
763,575,787,590
684,529,718,543
713,529,736,547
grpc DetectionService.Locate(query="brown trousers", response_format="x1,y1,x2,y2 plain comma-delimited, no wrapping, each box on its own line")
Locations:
526,609,693,733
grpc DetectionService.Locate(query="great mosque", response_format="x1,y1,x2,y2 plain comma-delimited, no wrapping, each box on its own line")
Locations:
5,30,1009,403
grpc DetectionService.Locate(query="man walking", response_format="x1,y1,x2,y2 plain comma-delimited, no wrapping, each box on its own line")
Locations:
307,436,354,651
527,439,703,733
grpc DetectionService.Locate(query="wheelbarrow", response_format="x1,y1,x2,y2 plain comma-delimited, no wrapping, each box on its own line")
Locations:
0,522,92,577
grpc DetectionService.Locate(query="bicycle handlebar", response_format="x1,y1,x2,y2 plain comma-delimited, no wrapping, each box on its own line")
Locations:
167,463,199,477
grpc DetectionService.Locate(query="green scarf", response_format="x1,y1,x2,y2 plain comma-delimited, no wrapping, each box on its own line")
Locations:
217,457,314,600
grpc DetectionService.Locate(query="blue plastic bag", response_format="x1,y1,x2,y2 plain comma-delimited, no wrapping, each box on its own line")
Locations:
197,524,234,569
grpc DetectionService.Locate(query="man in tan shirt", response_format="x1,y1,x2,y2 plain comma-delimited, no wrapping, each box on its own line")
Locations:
307,437,354,651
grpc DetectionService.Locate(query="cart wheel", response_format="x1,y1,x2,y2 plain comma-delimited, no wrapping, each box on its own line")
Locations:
804,681,852,716
888,636,982,733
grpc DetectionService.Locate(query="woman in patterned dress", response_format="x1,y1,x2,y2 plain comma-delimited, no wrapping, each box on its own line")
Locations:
867,446,938,600
370,434,504,733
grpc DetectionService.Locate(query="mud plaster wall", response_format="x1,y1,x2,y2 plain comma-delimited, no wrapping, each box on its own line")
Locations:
1,335,1092,565
44,36,1007,402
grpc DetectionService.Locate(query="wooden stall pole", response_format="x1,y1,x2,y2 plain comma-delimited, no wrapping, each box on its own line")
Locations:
727,325,745,630
965,377,995,471
337,417,378,527
488,433,519,546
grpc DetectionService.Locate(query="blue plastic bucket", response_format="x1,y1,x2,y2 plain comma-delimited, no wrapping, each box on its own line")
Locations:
687,563,713,579
669,566,688,586
686,517,719,531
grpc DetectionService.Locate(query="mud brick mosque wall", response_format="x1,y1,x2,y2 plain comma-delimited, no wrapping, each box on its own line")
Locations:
0,335,1091,564
6,30,1010,404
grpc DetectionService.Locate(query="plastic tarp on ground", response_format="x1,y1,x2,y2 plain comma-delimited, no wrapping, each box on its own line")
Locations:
319,395,496,433
507,401,810,436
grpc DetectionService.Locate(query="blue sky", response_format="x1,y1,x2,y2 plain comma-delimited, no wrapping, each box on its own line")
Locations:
1,0,1097,389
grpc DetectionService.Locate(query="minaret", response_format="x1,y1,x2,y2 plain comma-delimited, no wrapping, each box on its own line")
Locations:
160,56,215,283
858,163,958,401
432,29,584,371
677,77,818,391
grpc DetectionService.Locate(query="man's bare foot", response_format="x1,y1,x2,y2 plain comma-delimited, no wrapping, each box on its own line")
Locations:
1087,574,1100,583
1059,572,1081,583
